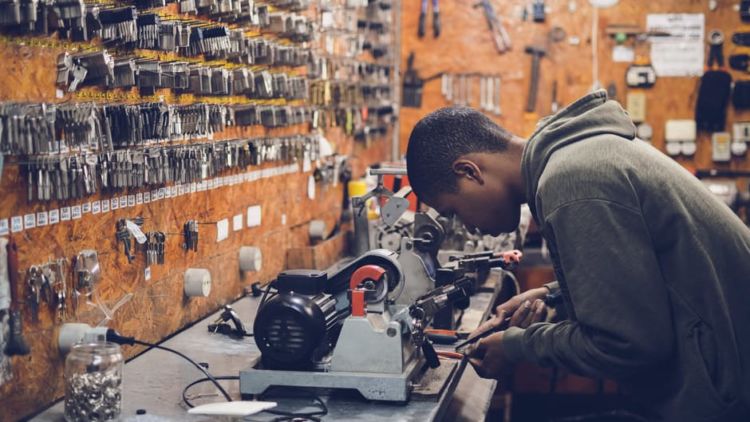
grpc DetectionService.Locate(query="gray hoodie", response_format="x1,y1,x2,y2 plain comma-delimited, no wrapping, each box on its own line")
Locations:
503,90,750,421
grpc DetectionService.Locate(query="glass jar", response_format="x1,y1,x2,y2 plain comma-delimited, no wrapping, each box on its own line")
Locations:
64,342,123,422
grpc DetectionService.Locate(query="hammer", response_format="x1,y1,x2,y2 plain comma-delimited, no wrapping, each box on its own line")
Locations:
525,45,547,113
4,236,30,356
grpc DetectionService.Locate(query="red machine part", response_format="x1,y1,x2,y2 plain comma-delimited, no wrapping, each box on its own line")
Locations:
349,265,387,317
349,265,387,290
351,290,366,317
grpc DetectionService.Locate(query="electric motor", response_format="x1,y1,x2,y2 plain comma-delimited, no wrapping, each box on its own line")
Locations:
254,270,343,370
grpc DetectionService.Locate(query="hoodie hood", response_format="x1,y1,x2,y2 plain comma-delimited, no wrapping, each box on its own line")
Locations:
521,89,637,216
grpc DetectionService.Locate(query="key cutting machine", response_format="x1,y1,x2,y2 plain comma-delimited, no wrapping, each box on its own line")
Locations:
240,249,475,402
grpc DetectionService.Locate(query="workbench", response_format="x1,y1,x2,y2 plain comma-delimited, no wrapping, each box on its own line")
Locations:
33,270,505,422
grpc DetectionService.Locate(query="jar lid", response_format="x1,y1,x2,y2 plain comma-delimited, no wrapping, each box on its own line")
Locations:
70,342,122,355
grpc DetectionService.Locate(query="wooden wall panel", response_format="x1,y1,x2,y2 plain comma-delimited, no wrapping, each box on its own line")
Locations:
0,11,392,420
398,0,750,176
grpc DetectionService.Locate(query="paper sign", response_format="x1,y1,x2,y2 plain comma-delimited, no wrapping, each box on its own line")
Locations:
647,14,705,77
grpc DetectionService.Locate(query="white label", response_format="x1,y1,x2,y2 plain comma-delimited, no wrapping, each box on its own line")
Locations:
71,206,82,220
144,192,151,203
217,219,229,242
61,207,71,221
158,188,165,200
247,205,262,228
647,14,705,77
111,198,119,210
36,212,48,227
92,201,101,214
82,202,91,214
233,214,243,231
11,216,23,233
136,193,143,205
49,209,60,225
612,45,635,63
119,196,127,208
144,267,151,281
321,10,333,28
0,218,9,235
152,190,159,202
102,200,110,213
281,214,287,226
178,185,185,196
308,175,316,200
24,214,36,229
171,186,177,197
208,179,215,190
56,88,64,99
303,156,312,172
190,183,197,193
126,220,147,244
128,195,135,207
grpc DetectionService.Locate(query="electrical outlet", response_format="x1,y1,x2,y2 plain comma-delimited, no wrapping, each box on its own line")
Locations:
712,132,732,162
627,92,647,123
733,122,750,142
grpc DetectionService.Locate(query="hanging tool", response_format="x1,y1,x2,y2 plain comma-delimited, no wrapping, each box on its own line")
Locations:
696,29,732,132
524,45,547,113
707,30,725,68
4,236,30,356
551,80,559,114
418,0,440,38
625,33,657,89
492,76,502,116
402,53,443,108
475,0,512,54
402,52,424,108
532,0,545,22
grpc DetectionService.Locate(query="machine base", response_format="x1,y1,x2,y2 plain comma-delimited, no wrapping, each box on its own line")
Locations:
240,356,457,402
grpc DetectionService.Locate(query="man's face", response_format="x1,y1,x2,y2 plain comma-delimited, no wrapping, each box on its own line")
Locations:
430,171,521,236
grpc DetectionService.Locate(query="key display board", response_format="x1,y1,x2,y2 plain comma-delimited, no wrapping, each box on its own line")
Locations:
0,0,398,419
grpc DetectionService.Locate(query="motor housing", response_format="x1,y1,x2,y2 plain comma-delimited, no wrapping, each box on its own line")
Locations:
254,270,342,370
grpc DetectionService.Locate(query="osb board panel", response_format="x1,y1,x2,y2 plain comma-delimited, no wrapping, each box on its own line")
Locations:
0,46,391,422
286,230,350,270
398,0,750,173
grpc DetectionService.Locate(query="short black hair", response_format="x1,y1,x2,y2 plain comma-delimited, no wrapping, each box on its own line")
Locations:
406,107,514,202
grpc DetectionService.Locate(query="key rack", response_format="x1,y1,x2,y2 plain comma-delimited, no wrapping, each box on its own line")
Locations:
0,0,400,419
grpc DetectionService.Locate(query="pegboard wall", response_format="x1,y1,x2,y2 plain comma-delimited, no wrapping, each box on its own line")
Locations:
399,0,750,175
0,0,398,419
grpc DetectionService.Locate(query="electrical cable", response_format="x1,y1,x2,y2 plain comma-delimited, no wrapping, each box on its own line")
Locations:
260,280,275,307
106,330,233,403
182,376,239,408
182,376,328,421
107,329,327,420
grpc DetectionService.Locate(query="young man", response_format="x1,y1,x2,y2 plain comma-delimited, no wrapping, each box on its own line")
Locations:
405,90,750,421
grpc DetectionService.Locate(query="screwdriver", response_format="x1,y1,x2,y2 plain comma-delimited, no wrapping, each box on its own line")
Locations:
454,317,511,354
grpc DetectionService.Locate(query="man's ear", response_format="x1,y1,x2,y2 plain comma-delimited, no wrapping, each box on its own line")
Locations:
452,159,484,185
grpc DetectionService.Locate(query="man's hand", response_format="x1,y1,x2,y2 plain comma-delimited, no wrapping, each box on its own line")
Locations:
495,287,549,318
465,300,547,379
467,330,509,379
473,299,547,344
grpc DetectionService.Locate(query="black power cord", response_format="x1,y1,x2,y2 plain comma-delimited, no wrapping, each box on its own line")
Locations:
182,376,328,421
107,329,328,420
105,329,233,403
